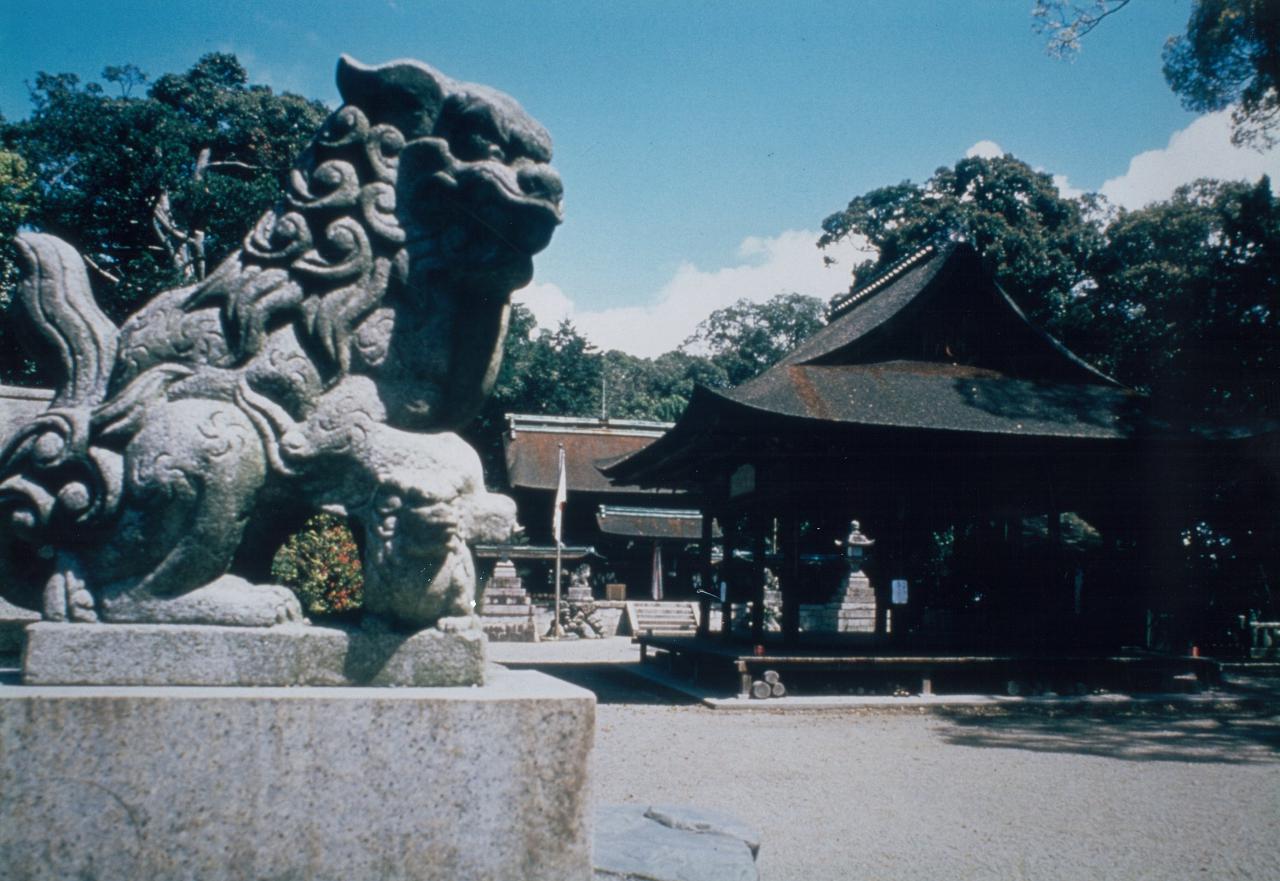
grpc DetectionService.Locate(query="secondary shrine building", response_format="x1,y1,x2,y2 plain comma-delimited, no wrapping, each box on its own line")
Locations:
605,240,1279,651
499,414,709,600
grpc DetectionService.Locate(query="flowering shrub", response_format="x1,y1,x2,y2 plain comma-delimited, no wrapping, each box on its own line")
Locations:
271,512,364,618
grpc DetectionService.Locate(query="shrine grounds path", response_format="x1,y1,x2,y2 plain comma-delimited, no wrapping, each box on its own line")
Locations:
502,646,1280,881
591,700,1279,880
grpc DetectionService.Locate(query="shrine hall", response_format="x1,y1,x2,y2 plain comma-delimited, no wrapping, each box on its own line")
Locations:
604,240,1278,689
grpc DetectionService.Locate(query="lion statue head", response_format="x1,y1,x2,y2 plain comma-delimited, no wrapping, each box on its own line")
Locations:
113,55,563,432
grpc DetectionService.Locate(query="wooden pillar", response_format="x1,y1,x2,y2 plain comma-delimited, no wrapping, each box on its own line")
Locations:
751,507,766,643
782,503,801,644
720,517,734,641
1048,507,1063,616
698,508,713,638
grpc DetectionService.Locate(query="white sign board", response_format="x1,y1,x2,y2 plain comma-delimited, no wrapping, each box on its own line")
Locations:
891,578,909,604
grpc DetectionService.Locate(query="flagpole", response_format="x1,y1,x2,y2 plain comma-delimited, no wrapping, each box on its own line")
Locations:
553,544,564,638
552,443,565,638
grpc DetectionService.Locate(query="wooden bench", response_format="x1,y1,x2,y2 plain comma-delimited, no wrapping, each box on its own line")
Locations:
635,634,1223,699
625,601,700,638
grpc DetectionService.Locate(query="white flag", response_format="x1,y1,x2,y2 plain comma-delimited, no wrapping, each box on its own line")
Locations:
552,443,567,545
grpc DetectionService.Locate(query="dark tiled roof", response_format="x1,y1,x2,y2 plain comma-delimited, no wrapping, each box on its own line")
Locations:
602,243,1158,488
783,243,948,366
718,362,1141,439
595,505,715,540
503,414,680,494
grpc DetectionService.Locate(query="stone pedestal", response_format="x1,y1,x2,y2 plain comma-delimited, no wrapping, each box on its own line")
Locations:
480,560,538,642
22,620,487,687
0,597,39,656
811,573,877,633
0,668,594,881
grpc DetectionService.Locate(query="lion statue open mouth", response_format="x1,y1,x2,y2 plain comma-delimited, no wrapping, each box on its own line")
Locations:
0,56,562,630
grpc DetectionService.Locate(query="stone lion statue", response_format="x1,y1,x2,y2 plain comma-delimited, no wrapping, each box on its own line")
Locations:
0,56,562,630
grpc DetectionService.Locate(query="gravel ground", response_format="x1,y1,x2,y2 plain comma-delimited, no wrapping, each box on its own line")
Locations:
591,699,1280,881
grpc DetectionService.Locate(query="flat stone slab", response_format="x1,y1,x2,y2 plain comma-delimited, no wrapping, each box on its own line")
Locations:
1,668,595,881
22,619,487,687
593,804,760,881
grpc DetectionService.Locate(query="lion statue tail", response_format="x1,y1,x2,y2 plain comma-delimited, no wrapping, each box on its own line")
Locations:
12,232,118,408
0,234,120,619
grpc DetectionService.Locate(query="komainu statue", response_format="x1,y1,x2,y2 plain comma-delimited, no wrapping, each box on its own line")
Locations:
0,56,562,630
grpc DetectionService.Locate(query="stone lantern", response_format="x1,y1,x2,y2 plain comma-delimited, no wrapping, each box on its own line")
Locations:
819,520,877,633
841,520,875,576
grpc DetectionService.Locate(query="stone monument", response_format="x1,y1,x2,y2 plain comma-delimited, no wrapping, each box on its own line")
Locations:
811,520,878,633
0,56,595,881
566,562,594,603
479,557,538,641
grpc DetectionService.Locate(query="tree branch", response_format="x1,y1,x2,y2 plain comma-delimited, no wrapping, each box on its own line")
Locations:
81,253,120,285
1033,0,1133,60
205,159,265,174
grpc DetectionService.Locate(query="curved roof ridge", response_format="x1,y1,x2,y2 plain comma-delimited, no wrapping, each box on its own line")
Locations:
828,239,949,319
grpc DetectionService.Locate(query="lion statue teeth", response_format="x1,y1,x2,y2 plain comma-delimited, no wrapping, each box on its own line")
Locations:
0,56,562,630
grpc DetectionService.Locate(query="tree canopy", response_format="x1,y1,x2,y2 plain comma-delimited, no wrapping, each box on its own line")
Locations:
1163,0,1280,148
2,54,328,329
1035,0,1280,148
818,154,1101,336
1085,176,1280,416
680,292,826,387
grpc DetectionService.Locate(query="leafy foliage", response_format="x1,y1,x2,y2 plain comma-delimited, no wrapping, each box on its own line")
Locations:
681,292,826,386
0,146,39,384
819,154,1101,334
602,349,729,421
1035,0,1280,149
1,54,328,339
1032,0,1133,59
270,512,364,618
1163,0,1280,149
1085,177,1280,416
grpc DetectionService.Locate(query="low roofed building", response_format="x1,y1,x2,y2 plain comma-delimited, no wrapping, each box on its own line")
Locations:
501,414,710,599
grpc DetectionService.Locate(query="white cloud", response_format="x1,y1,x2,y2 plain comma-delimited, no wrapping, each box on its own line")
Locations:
515,281,575,330
1051,173,1085,200
1100,110,1280,209
514,230,875,358
965,140,1004,159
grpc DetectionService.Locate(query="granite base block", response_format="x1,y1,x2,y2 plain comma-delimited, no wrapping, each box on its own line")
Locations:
0,597,39,656
0,668,594,881
22,620,487,687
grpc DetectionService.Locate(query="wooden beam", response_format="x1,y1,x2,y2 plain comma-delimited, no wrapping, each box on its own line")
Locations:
698,508,713,637
751,506,766,643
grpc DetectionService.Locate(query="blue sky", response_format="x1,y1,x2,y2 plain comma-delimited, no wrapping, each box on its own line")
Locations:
4,1,1279,355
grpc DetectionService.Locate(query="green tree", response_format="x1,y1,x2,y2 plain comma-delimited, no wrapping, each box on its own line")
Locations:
1035,0,1280,148
601,349,727,422
681,292,826,386
0,145,39,384
3,54,328,332
819,154,1101,336
1163,0,1280,148
1033,1,1134,59
1087,176,1280,416
464,307,606,485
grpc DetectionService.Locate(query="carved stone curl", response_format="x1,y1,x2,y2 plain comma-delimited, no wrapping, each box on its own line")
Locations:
0,56,562,630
